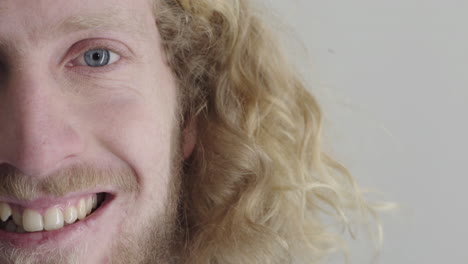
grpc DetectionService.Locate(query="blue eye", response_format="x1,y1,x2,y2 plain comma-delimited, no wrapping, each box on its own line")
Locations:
76,49,120,67
84,49,110,67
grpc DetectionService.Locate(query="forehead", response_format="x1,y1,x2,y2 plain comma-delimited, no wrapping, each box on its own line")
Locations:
0,0,154,41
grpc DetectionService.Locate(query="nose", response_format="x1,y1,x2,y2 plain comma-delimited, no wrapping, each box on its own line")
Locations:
0,69,85,178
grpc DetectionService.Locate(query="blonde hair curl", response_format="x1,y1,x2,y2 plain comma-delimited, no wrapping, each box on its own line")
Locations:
155,1,385,263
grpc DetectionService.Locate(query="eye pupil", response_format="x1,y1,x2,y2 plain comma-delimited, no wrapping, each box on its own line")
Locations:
84,49,110,67
92,52,102,61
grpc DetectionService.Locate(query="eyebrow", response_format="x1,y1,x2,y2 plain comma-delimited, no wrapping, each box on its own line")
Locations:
53,8,148,39
0,7,150,61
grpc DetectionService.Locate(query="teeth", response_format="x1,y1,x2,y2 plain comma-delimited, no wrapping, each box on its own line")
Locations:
64,205,78,225
85,196,93,215
44,207,64,231
92,195,97,209
12,210,22,226
0,203,12,221
77,199,87,220
0,194,102,233
23,209,43,232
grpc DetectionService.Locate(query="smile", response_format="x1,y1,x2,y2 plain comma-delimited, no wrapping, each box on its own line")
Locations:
0,193,107,234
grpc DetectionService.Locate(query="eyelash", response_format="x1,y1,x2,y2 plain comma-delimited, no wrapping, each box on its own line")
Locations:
66,40,129,75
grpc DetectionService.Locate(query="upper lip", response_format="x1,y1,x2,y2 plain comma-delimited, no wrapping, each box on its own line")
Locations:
0,190,109,209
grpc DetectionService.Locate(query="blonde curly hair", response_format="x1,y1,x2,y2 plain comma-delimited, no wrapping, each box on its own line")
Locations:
155,1,385,263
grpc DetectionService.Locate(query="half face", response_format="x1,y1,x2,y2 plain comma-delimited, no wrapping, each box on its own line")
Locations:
0,0,185,263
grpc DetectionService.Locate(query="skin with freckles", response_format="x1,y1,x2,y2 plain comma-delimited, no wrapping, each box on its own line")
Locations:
0,0,191,263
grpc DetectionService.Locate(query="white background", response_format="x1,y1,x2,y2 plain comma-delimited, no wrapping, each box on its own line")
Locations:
267,0,468,263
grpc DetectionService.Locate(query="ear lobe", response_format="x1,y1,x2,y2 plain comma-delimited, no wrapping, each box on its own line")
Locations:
182,117,197,159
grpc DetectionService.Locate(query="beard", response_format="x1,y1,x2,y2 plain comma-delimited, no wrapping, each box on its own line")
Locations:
109,153,184,264
0,133,185,264
108,159,183,264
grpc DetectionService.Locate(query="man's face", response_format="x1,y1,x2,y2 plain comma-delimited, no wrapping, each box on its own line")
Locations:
0,0,186,263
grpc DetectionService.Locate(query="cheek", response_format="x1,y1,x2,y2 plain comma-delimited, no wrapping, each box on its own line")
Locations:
93,94,175,168
67,39,180,203
86,93,178,219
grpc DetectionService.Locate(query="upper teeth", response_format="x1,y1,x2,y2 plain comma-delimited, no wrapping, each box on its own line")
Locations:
0,194,101,233
0,203,12,222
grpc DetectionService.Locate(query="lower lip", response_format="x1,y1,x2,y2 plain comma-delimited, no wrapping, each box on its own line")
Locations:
0,194,113,248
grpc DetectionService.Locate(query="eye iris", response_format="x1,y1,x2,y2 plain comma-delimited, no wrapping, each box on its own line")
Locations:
84,49,110,67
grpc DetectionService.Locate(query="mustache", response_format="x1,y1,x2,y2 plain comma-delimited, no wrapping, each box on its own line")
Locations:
0,163,139,201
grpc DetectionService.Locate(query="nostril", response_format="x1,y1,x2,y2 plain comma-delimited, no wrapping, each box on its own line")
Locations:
0,84,86,178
